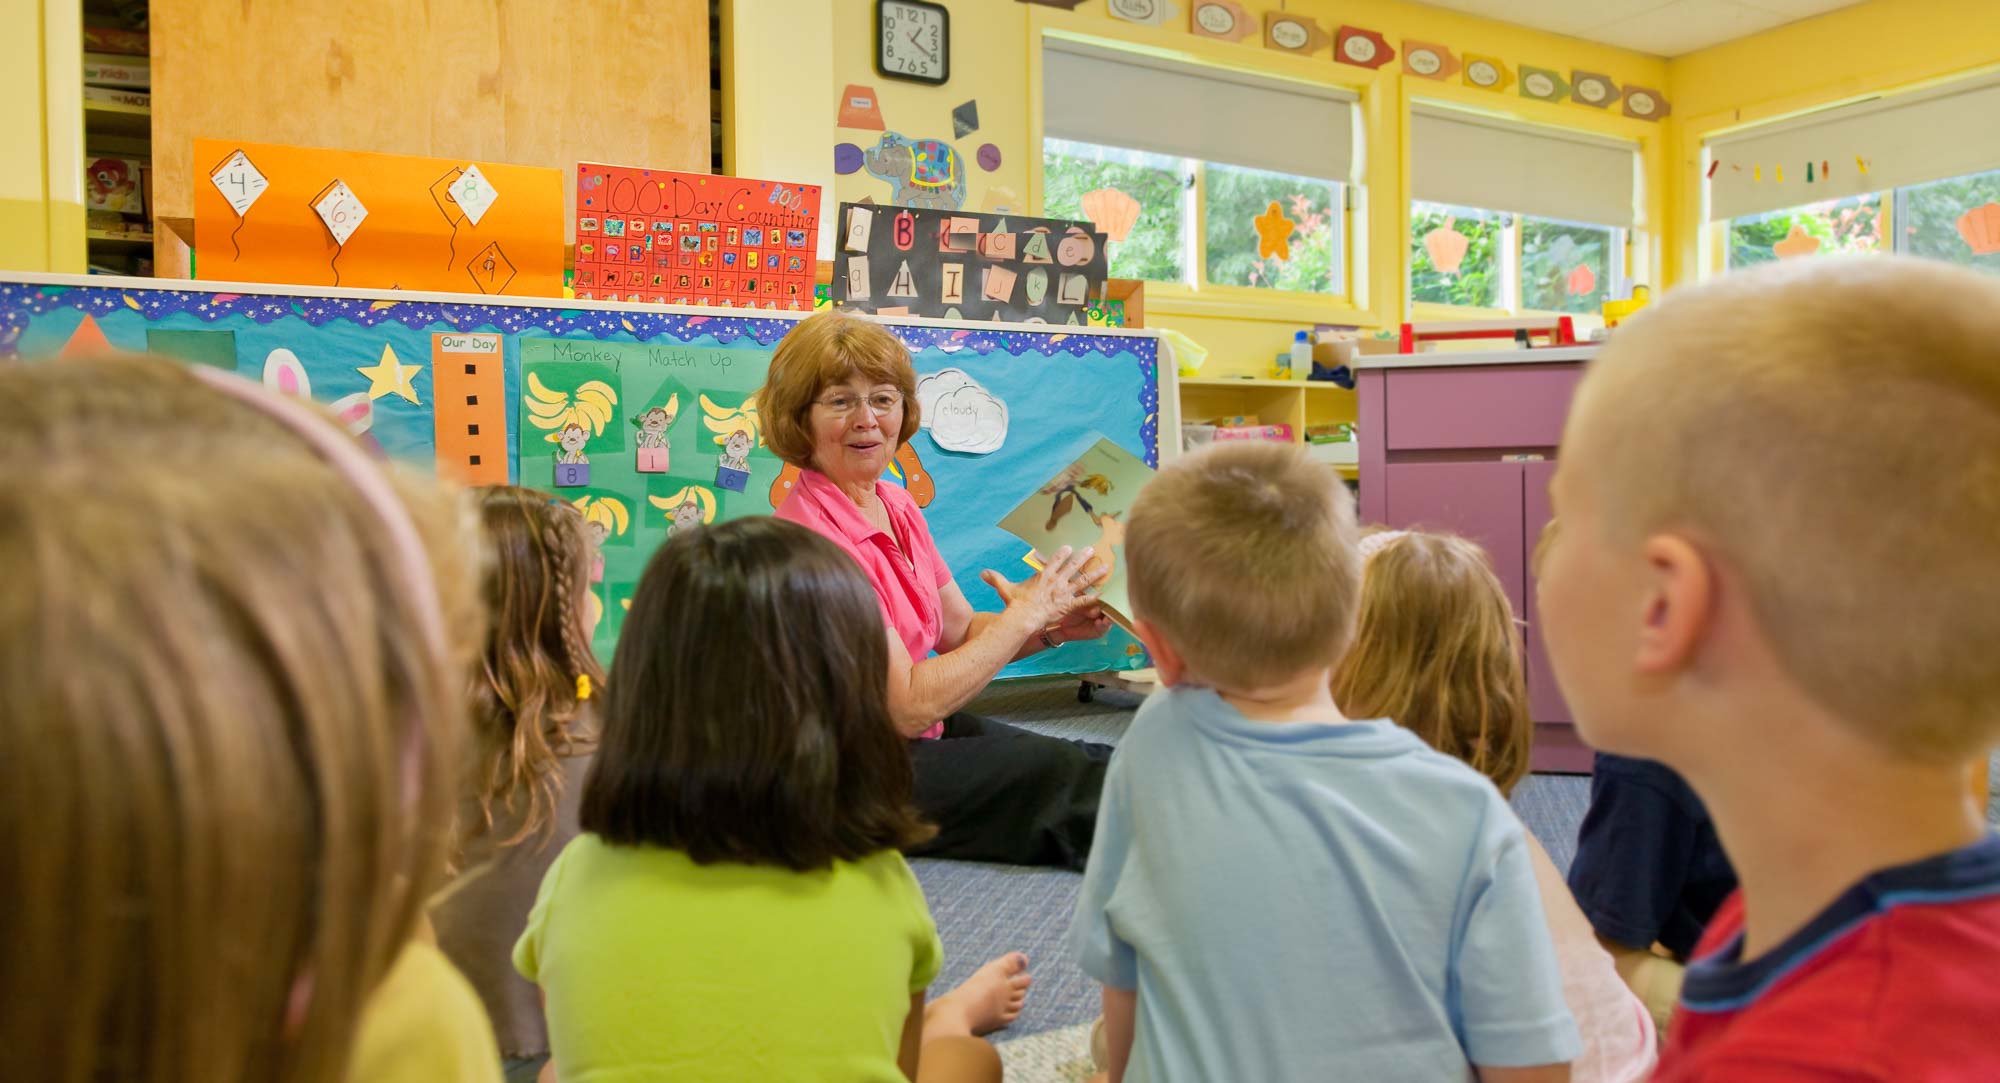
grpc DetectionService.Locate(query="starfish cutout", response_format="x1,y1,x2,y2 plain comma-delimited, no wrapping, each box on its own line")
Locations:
356,343,421,404
1254,201,1297,261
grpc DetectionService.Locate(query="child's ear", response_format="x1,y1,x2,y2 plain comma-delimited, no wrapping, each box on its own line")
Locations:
1635,533,1715,676
1133,619,1186,687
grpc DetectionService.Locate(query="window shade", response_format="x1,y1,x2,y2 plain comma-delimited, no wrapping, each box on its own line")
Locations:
1042,39,1357,183
1411,107,1639,228
1706,77,2000,221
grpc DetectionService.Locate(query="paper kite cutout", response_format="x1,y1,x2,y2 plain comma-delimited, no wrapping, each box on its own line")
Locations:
1254,201,1297,262
952,101,980,140
356,343,421,404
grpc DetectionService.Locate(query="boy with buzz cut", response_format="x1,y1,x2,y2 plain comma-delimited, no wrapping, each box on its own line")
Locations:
1069,440,1579,1083
1536,255,2000,1081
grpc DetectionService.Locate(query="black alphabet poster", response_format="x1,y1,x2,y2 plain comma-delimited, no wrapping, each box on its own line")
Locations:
832,202,1109,324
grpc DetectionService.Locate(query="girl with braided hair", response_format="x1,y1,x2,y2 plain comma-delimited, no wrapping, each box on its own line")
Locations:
432,485,605,1083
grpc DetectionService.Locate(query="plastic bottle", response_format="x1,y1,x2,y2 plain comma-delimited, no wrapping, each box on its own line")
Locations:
1290,331,1313,381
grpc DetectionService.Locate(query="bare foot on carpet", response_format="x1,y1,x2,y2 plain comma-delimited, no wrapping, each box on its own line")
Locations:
926,951,1033,1038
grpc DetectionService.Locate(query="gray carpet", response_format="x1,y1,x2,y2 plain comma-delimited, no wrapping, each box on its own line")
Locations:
914,678,1597,1040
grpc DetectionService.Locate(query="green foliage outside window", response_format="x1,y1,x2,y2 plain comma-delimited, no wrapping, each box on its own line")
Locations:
1041,138,1188,284
1899,168,2000,274
1410,202,1504,309
1726,194,1882,270
1203,162,1342,295
1521,217,1615,315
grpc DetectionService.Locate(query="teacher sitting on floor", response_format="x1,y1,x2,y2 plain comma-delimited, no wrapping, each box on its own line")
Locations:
765,310,1115,870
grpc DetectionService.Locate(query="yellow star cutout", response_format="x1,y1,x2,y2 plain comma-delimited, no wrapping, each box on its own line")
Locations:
1254,201,1298,262
356,344,421,404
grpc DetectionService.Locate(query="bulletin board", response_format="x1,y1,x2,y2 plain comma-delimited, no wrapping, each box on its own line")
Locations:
0,274,1159,679
833,203,1109,324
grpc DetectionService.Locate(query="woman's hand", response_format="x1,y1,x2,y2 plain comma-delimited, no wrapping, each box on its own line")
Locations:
981,568,1116,648
983,546,1109,628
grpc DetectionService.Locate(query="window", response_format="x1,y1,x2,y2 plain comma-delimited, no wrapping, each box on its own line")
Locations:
1409,202,1624,315
1706,77,2000,276
1041,138,1191,284
1724,194,1882,270
1408,108,1637,315
1041,39,1358,299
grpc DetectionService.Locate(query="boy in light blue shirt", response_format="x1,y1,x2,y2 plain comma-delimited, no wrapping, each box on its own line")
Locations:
1070,441,1578,1083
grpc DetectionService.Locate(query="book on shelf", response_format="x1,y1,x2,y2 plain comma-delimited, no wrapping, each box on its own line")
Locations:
997,436,1154,634
84,85,150,110
84,52,150,89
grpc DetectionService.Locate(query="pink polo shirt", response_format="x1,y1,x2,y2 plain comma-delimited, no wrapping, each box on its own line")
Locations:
775,467,952,740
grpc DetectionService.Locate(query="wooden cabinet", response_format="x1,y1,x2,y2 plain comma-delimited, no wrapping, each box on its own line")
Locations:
1357,348,1594,773
148,0,711,260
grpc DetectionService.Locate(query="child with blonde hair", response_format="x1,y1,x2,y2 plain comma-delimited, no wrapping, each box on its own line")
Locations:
1336,529,1656,1082
1537,256,2000,1079
0,356,498,1083
433,485,606,1083
1071,441,1578,1083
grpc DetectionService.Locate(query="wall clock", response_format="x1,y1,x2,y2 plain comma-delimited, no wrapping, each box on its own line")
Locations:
877,0,949,86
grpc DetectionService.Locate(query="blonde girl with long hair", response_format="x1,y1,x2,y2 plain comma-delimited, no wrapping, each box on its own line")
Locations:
0,355,497,1083
1333,529,1657,1083
433,485,606,1083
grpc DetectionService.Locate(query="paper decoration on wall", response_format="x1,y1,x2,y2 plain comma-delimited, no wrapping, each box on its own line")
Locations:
1253,201,1297,262
1773,224,1822,260
207,148,269,259
649,484,718,537
59,314,110,357
1335,27,1395,69
1520,66,1572,103
1572,71,1619,109
1463,55,1515,92
1955,202,2000,254
838,85,886,130
574,164,821,310
916,368,1008,454
431,332,508,485
145,328,237,369
1566,265,1597,296
863,133,967,210
1423,218,1469,275
834,202,1107,323
834,143,865,175
1080,188,1142,243
262,348,310,395
977,144,1003,172
952,99,984,138
1621,85,1671,121
1107,0,1175,27
632,391,683,474
1265,12,1329,55
1190,0,1253,41
526,369,618,488
1403,40,1460,80
192,139,563,295
356,344,420,404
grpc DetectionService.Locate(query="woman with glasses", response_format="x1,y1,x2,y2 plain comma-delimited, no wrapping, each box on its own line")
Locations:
762,310,1115,870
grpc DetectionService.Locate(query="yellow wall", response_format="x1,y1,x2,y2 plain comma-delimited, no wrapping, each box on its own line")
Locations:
1,0,83,273
819,0,1669,376
1663,0,2000,283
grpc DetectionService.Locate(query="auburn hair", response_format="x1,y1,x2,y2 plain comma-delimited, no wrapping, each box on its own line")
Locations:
1334,531,1533,796
0,355,478,1083
758,310,920,467
468,486,605,848
581,516,934,869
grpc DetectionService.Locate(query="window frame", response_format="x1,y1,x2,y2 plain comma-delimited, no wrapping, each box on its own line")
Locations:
1407,201,1631,320
1040,135,1360,307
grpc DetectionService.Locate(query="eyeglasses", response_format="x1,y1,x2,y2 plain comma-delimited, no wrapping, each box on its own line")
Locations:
815,392,903,418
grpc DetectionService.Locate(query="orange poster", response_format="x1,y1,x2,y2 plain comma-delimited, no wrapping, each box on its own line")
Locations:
194,139,565,297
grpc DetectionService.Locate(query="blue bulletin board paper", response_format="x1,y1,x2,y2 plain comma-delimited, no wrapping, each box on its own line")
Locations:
1,274,1160,678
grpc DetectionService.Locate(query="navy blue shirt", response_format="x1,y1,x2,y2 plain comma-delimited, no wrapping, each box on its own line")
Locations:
1566,752,1738,960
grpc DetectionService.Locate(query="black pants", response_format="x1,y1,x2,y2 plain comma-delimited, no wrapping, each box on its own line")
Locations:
907,712,1114,871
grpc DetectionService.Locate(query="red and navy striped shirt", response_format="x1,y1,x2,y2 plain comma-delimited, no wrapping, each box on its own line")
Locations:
1657,834,2000,1082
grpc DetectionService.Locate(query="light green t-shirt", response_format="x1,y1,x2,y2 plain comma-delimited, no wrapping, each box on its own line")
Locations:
514,834,943,1083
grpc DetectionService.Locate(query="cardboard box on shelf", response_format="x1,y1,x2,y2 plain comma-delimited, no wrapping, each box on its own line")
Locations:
84,155,147,214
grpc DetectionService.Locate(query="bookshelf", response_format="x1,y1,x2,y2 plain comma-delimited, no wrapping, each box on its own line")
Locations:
1176,376,1359,477
81,0,153,277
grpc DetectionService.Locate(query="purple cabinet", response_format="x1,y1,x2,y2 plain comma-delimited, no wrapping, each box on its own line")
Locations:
1357,350,1594,773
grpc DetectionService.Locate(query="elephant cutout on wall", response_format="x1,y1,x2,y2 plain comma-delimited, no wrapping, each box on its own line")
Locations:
864,133,968,211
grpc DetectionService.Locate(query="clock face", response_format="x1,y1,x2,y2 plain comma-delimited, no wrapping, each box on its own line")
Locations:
879,0,947,85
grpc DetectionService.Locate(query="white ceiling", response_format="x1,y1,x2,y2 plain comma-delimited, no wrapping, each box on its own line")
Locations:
1414,0,1867,58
